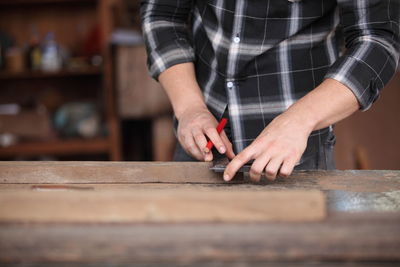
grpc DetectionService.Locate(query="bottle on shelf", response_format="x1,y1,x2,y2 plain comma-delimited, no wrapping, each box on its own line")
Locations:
26,31,42,71
41,32,62,72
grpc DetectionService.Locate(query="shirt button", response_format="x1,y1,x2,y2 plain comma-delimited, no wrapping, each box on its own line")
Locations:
227,81,234,89
233,36,240,43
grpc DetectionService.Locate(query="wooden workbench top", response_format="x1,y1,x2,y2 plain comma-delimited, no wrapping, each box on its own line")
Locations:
0,161,399,266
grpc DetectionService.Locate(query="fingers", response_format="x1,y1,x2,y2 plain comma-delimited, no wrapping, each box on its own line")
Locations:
177,105,233,160
221,131,235,159
224,151,300,183
192,128,213,161
223,149,254,181
279,156,297,178
182,125,233,162
204,127,226,154
192,128,208,152
249,154,271,182
180,133,204,161
264,157,284,181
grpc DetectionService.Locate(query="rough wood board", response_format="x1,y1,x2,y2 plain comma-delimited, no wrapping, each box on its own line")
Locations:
2,183,399,213
0,189,325,223
1,162,399,193
1,213,399,263
0,161,221,184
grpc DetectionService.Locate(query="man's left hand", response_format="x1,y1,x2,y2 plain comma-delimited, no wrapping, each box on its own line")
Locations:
223,111,312,182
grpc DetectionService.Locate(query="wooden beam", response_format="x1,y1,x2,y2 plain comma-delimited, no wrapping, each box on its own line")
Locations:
1,162,399,193
1,213,399,263
0,189,325,223
0,161,220,184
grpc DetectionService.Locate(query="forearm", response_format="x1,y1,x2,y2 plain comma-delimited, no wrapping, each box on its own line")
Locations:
283,78,359,133
158,62,207,120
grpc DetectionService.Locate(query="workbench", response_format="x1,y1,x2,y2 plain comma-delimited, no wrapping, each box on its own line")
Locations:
0,161,399,266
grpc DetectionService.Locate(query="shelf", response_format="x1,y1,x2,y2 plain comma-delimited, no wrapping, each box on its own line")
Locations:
0,68,102,81
0,0,122,161
0,138,110,157
0,0,97,7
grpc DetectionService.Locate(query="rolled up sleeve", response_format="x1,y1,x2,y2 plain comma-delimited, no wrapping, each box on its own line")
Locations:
324,0,400,110
140,0,195,80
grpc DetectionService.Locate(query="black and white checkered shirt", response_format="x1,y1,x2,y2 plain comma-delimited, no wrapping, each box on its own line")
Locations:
141,0,399,153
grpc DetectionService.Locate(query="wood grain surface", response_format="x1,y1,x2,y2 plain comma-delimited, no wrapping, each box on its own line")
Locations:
1,213,399,263
1,161,399,193
0,161,399,265
0,189,325,223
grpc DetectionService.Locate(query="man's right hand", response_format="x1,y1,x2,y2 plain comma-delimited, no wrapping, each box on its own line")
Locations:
158,62,234,161
177,106,235,161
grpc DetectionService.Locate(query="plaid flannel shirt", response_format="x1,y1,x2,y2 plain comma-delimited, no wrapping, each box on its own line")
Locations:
141,0,400,153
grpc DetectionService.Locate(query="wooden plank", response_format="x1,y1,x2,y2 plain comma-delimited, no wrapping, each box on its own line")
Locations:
1,213,399,263
1,162,399,193
0,161,220,183
0,189,325,223
1,183,399,213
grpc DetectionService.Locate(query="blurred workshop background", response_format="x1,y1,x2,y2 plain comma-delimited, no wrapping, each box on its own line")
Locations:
0,0,399,169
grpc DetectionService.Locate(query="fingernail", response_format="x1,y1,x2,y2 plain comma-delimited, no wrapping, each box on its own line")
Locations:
204,148,210,153
223,174,230,181
219,146,226,153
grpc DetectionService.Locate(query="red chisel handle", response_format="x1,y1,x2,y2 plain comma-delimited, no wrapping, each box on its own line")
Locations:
206,118,228,151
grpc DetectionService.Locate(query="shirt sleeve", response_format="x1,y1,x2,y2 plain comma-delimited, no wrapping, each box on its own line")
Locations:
324,0,400,110
140,0,195,80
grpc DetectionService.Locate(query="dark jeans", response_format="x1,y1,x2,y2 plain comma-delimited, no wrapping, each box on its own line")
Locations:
173,127,336,170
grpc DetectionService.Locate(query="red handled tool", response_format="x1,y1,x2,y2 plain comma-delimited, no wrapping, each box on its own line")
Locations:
206,118,228,151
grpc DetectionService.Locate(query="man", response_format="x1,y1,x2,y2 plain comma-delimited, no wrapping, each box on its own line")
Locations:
140,0,399,182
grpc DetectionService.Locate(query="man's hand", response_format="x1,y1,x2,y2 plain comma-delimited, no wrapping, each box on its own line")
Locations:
158,62,234,161
158,63,235,162
177,106,235,161
223,78,359,182
223,112,311,182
